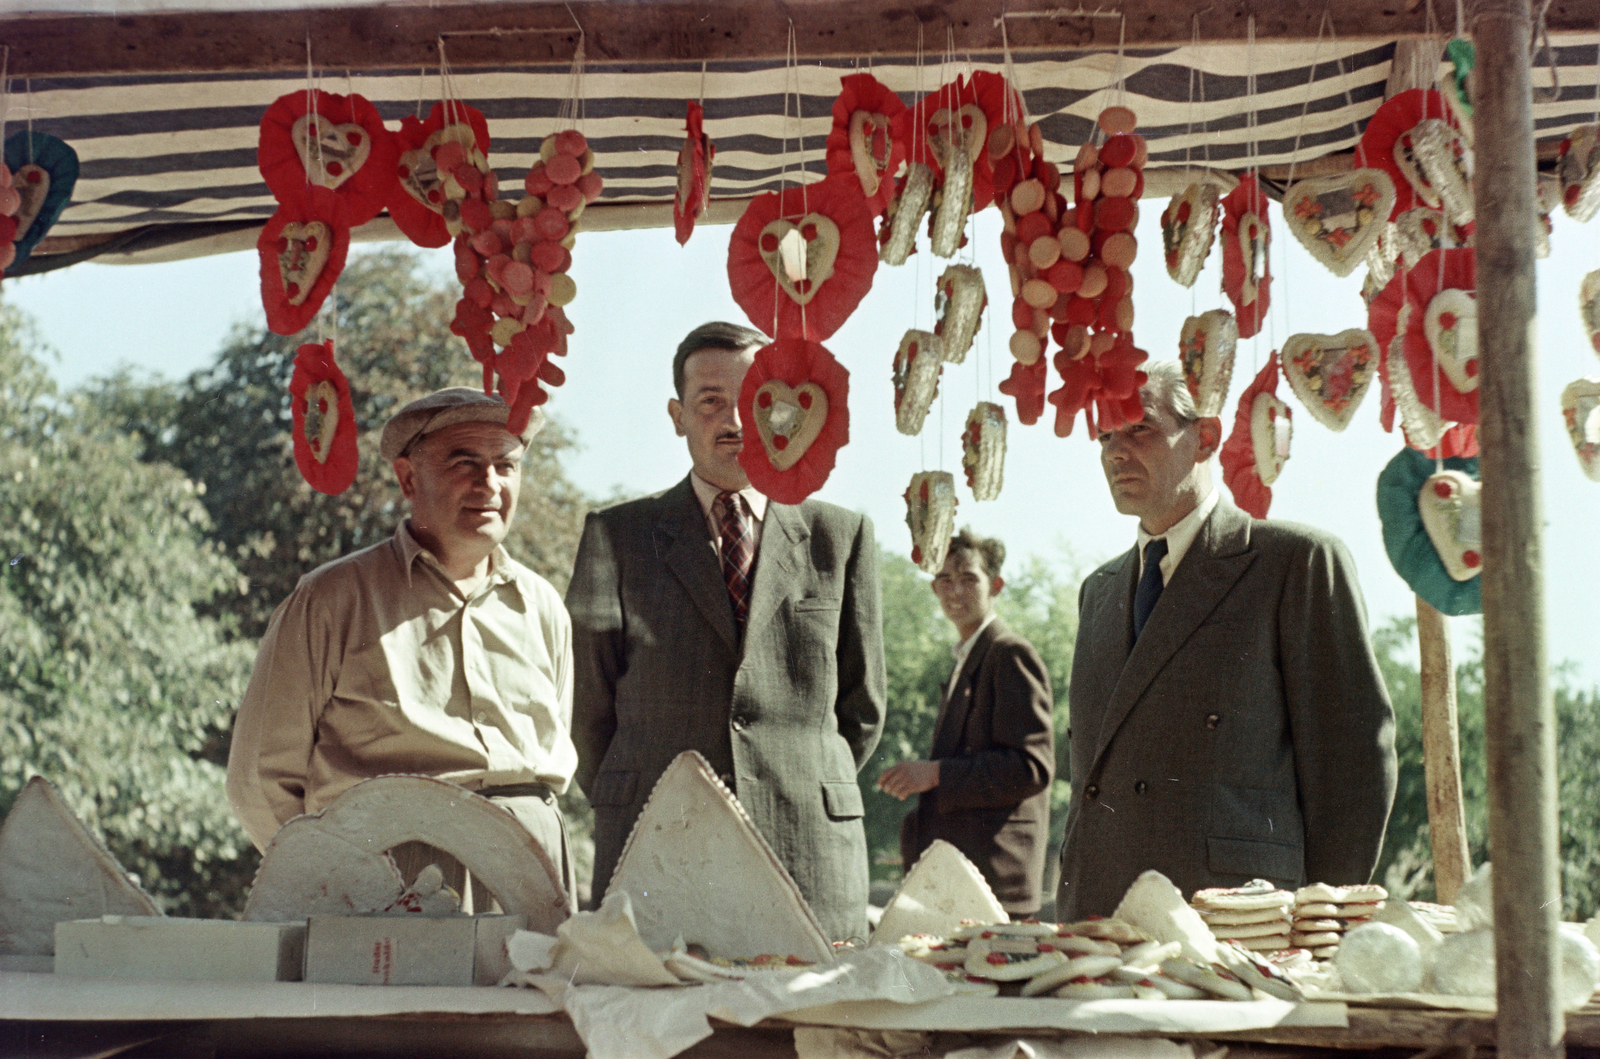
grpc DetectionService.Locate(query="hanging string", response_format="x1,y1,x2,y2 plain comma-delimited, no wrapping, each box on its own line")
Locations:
304,37,321,189
791,21,808,339
0,47,9,145
25,78,33,164
416,67,426,119
1322,11,1365,149
699,59,707,109
1278,10,1331,341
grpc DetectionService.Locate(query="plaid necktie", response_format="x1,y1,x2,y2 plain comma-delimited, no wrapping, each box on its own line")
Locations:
1133,538,1168,640
717,491,754,628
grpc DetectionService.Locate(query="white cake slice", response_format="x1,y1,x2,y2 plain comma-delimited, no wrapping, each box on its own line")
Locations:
605,751,835,963
1112,869,1220,965
870,839,1007,945
0,776,161,955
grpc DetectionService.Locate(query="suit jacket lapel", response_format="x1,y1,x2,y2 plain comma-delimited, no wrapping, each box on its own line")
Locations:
1090,502,1257,769
743,501,806,641
659,476,738,649
931,618,1003,759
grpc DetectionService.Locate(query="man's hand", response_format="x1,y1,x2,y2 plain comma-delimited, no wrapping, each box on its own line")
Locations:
876,759,941,800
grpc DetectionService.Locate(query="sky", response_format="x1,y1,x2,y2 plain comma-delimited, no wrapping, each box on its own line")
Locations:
6,191,1598,685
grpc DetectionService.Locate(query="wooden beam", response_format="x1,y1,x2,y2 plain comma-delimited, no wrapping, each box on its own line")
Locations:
3,0,1596,78
1415,597,1471,906
1470,1,1563,1057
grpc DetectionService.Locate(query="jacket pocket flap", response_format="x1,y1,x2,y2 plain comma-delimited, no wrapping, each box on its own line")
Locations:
793,597,842,612
821,780,864,819
1206,835,1301,882
590,770,638,808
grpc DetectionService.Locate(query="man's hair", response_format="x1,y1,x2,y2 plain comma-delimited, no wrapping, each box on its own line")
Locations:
946,527,1006,581
673,321,768,398
1139,359,1201,425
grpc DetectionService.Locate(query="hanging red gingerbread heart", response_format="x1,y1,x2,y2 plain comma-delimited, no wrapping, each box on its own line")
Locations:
387,101,492,249
674,100,715,245
1220,352,1291,519
736,338,851,503
259,89,398,227
1355,88,1467,222
288,339,359,495
258,185,351,335
825,72,907,218
1400,247,1478,423
1221,174,1272,339
2,131,79,271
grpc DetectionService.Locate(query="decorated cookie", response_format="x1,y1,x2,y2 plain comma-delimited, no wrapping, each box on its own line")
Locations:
935,264,987,363
1408,118,1475,226
1221,944,1303,1001
1580,270,1600,358
258,185,351,336
288,340,359,496
388,102,492,248
1559,124,1600,223
737,339,851,504
963,936,1069,982
893,329,944,435
905,471,957,573
258,89,398,227
2,131,79,271
1284,170,1396,277
728,174,878,341
1295,883,1387,905
1192,880,1295,913
1418,468,1483,581
931,146,974,259
1161,182,1220,287
1017,953,1123,995
826,73,907,217
1221,175,1272,339
674,100,714,245
1179,310,1238,417
961,402,1007,501
880,162,935,266
1221,355,1290,519
1250,387,1293,486
1399,248,1479,424
1282,330,1379,431
1356,89,1466,221
998,358,1048,427
1561,376,1600,481
1159,957,1254,1001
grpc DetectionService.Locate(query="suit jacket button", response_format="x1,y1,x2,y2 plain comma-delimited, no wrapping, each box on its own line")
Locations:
1084,784,1100,800
730,716,746,731
1205,713,1221,729
1134,780,1148,794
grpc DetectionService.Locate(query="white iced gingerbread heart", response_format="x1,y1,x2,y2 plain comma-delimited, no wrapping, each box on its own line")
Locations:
904,470,957,573
278,220,333,305
1281,329,1379,432
1393,207,1459,270
1561,377,1600,482
12,164,50,239
1179,309,1237,418
894,329,943,436
928,104,987,168
881,162,934,267
1423,288,1479,394
930,146,973,259
1393,125,1445,211
758,214,840,306
752,380,829,471
1249,391,1292,486
962,401,1007,501
304,379,341,464
1388,309,1449,450
1161,182,1219,288
848,110,893,198
292,113,374,191
1284,170,1396,278
1409,119,1474,225
1559,124,1600,223
1418,470,1483,581
1580,270,1600,360
936,264,986,364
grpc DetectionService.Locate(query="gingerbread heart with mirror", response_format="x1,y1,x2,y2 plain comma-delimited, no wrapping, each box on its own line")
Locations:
1284,170,1396,277
1418,469,1482,581
1282,330,1379,431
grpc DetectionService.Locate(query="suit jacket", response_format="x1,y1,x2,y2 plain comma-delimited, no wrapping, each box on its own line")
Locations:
567,476,887,941
1057,501,1397,920
900,617,1055,913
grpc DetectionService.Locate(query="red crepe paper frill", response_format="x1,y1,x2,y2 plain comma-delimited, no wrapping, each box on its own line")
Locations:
0,163,19,276
1221,174,1273,340
674,100,713,246
895,75,1002,216
727,175,878,341
388,102,493,249
998,358,1048,426
1219,353,1283,519
736,339,850,504
824,73,907,219
1046,336,1148,438
1400,247,1478,423
258,89,398,227
1355,89,1461,220
258,185,351,336
289,340,359,496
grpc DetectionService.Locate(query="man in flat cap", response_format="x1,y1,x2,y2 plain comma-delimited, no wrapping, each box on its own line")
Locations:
226,388,577,909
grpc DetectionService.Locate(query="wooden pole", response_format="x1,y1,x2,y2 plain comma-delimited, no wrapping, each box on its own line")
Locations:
1470,2,1563,1056
1415,598,1471,905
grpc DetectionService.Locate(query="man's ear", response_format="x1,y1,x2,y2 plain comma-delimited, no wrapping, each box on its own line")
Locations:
990,576,1005,597
667,397,686,437
394,457,418,501
1195,416,1223,461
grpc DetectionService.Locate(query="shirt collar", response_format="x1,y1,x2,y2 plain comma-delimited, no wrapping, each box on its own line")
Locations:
395,520,515,592
951,612,997,666
1135,488,1219,578
690,471,768,522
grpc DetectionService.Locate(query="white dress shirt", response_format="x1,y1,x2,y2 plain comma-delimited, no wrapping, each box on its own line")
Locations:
946,612,998,698
690,472,768,554
1135,488,1220,586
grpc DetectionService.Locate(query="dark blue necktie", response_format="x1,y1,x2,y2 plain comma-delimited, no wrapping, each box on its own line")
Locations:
1133,538,1169,640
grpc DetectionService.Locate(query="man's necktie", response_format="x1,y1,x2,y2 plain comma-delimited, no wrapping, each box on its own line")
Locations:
717,491,754,628
1133,537,1169,640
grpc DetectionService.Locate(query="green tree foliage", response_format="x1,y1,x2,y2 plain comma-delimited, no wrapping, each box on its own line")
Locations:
0,304,256,918
1374,616,1600,920
96,247,588,642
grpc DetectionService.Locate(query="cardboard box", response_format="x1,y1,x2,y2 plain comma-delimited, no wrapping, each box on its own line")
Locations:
54,915,305,982
304,914,527,986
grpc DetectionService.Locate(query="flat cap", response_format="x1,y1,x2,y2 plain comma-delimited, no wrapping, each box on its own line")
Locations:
380,387,544,462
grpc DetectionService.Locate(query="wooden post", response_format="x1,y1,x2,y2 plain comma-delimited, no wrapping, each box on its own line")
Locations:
1415,598,1471,905
1470,2,1563,1057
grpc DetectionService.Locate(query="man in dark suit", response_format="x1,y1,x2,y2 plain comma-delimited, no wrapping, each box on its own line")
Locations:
879,529,1055,917
567,321,886,942
1057,360,1397,920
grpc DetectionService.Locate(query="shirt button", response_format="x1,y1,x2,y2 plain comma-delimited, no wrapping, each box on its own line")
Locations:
1084,784,1100,800
1205,713,1221,729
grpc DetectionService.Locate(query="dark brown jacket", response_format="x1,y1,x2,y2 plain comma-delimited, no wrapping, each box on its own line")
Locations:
900,617,1055,914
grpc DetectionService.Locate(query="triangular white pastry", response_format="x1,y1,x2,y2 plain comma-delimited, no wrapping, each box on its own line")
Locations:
0,776,161,955
605,751,835,963
243,774,568,933
870,839,1007,945
1111,869,1219,966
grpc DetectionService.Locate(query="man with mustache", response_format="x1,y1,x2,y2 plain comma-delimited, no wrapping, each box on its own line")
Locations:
567,321,886,941
227,388,578,911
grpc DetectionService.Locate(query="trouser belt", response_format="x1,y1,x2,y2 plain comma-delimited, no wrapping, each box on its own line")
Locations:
475,782,554,800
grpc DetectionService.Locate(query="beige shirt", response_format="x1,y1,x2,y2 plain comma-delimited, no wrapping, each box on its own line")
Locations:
1136,489,1220,586
689,471,768,554
225,522,576,852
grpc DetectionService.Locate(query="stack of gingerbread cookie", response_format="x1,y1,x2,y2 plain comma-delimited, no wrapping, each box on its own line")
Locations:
1290,882,1388,958
1190,880,1296,954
